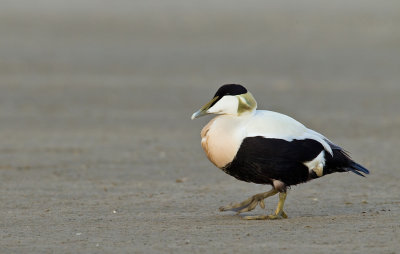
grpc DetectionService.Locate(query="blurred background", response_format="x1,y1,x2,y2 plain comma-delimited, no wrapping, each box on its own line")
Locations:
1,0,399,252
2,0,399,146
1,0,399,136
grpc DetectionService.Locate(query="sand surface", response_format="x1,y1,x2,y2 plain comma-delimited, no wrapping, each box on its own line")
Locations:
1,1,399,253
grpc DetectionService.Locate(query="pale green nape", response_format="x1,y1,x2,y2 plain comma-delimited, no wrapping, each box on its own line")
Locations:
237,92,257,114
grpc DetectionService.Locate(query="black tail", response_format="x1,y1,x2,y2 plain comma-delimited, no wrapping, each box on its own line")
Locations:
345,161,370,177
324,143,370,177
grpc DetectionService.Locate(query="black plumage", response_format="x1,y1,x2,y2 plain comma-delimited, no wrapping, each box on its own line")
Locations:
192,84,370,219
223,137,369,190
209,84,248,108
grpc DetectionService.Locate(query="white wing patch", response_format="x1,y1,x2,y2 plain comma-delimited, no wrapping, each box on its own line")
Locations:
304,151,326,177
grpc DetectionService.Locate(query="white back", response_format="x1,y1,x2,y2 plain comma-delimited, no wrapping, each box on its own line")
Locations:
246,110,333,155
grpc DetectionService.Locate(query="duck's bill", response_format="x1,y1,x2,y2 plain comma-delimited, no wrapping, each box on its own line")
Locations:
191,96,219,120
191,109,208,119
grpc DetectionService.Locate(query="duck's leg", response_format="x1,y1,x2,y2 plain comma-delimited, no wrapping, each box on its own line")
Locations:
219,189,278,214
243,192,288,220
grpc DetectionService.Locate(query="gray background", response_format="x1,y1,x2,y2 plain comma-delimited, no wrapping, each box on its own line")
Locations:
1,0,399,253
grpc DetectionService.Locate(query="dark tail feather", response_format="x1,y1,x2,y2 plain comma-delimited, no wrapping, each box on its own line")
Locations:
324,141,370,177
345,162,370,177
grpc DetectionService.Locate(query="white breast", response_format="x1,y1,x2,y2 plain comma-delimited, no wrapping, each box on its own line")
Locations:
201,115,246,168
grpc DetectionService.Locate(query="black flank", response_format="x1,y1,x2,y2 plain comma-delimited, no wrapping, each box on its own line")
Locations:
222,137,325,186
222,137,370,188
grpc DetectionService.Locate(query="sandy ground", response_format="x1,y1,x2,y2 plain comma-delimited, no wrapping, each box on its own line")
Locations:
1,1,400,253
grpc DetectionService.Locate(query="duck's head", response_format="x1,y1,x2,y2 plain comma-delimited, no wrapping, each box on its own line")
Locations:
191,84,257,119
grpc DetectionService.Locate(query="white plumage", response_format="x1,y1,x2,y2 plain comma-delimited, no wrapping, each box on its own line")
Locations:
192,84,369,220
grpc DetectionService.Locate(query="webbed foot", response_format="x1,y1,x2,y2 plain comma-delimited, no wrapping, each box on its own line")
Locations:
219,189,278,214
242,192,288,220
243,211,288,220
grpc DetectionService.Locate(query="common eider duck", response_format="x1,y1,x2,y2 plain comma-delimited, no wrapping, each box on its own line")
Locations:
191,84,369,220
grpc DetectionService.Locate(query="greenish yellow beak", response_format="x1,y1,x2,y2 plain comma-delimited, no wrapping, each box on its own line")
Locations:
191,96,219,120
